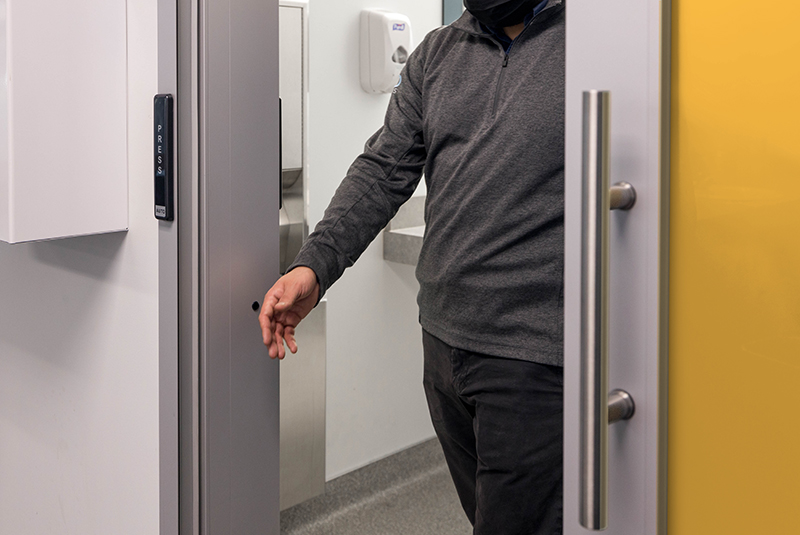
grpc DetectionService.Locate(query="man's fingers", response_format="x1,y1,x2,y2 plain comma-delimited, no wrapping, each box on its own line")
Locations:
259,290,281,348
275,323,286,360
261,294,279,321
285,326,298,354
259,308,272,346
267,315,280,358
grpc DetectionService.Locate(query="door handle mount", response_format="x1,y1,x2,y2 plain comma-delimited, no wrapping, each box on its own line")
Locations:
608,389,635,424
610,182,636,211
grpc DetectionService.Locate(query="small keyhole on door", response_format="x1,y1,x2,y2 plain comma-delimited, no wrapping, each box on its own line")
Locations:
252,301,260,312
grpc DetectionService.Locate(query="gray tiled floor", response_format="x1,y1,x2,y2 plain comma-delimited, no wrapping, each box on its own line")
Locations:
281,439,473,535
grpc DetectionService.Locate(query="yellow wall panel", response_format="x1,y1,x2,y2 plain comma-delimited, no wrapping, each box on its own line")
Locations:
670,1,800,533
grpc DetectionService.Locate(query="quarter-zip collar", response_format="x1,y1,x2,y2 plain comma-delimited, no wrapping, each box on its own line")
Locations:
450,0,563,39
482,0,549,52
451,0,563,116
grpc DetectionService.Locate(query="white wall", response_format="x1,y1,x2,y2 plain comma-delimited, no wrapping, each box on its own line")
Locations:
0,1,163,533
306,0,442,479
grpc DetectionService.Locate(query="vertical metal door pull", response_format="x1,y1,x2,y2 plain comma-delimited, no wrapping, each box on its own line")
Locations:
580,90,636,531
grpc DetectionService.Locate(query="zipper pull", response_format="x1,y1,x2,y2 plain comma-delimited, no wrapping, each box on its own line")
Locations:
503,54,509,67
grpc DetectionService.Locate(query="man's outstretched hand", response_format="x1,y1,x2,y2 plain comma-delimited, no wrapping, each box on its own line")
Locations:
259,266,320,359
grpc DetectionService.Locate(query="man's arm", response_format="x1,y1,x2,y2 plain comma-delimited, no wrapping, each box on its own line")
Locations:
259,32,433,357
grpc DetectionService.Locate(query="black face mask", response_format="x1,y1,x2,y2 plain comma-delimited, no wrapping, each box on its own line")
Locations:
463,0,543,28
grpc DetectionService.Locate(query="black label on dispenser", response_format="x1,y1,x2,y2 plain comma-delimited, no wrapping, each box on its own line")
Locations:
154,94,174,221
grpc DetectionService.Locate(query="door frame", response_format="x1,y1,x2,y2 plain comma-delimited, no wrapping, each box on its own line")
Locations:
159,0,179,533
176,0,199,532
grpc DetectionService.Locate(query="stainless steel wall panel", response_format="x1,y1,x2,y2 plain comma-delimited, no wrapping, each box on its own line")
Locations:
280,301,327,510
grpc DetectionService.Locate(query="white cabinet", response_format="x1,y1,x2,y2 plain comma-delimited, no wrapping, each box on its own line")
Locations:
0,0,128,243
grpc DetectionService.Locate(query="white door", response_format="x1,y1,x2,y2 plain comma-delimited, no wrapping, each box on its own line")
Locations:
564,2,669,534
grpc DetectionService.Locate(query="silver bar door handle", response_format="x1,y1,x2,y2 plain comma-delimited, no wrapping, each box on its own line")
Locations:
579,90,636,531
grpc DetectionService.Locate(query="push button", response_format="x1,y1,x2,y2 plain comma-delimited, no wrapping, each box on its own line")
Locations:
154,94,174,221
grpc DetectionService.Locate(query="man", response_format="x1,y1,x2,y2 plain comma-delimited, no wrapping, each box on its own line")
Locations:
259,0,565,533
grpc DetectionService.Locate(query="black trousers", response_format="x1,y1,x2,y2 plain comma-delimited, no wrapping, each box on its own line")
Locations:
422,330,563,535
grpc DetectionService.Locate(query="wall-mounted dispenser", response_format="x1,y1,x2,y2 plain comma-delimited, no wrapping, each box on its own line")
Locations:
360,9,413,94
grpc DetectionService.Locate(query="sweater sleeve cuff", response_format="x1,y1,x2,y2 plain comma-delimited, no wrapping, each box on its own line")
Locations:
286,247,337,304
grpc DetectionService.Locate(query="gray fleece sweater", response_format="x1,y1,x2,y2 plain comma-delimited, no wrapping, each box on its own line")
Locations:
290,1,565,366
